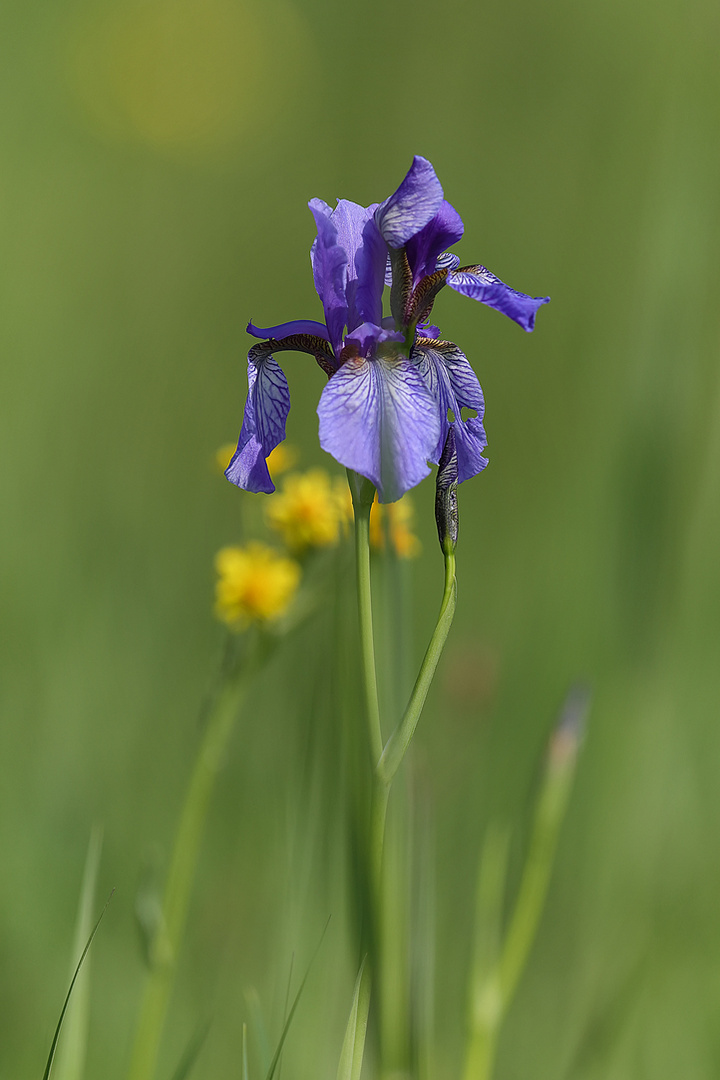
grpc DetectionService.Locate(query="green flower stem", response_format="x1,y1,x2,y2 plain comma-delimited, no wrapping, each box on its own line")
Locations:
378,549,457,786
348,470,459,1078
126,652,252,1080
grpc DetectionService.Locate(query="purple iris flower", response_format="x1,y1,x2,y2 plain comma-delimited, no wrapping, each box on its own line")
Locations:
226,156,549,503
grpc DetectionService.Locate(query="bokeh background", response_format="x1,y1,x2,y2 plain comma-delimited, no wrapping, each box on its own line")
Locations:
2,0,720,1076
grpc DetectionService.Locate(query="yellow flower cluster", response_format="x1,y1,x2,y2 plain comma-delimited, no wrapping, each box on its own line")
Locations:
214,543,301,629
265,469,345,553
267,469,421,558
212,442,420,631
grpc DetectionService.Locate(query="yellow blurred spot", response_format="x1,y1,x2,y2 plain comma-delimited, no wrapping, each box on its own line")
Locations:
64,0,314,157
214,542,300,629
334,482,421,558
266,443,298,477
369,495,421,559
266,469,343,553
215,442,297,477
215,443,238,474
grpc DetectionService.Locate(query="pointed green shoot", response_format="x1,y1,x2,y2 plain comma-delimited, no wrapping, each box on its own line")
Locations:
54,826,103,1080
242,1023,249,1080
336,958,369,1080
168,1020,211,1080
264,919,330,1080
41,889,114,1080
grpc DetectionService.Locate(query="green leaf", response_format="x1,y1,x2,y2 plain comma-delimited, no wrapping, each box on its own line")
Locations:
335,958,368,1080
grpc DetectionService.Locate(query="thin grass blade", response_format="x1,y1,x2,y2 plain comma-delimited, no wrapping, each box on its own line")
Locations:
54,827,103,1080
335,958,368,1080
264,919,330,1080
41,889,114,1080
168,1019,212,1080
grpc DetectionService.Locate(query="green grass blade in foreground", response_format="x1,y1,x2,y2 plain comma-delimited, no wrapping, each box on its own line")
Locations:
168,1020,211,1080
54,826,103,1080
242,1023,249,1080
463,688,587,1080
264,919,330,1080
42,890,114,1080
462,825,511,1080
336,958,368,1080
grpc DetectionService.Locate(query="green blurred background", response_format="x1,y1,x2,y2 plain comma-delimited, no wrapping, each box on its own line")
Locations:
2,0,720,1075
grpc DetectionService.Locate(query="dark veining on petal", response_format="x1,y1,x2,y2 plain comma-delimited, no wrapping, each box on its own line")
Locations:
388,248,414,328
406,267,449,329
250,333,338,381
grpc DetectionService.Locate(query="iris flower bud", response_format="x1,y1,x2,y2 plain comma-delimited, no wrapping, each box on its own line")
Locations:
435,426,459,553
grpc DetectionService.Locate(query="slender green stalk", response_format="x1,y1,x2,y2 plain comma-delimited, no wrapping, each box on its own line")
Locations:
347,470,459,1080
126,655,252,1080
378,551,457,786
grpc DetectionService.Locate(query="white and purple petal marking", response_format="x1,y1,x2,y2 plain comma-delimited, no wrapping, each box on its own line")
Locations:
413,341,489,483
225,352,290,494
448,266,550,332
318,349,441,504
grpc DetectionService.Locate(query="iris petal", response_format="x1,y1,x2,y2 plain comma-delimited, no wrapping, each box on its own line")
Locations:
375,156,444,250
448,266,550,332
247,319,330,341
225,350,290,494
317,354,441,503
406,199,464,283
309,200,349,353
413,341,489,482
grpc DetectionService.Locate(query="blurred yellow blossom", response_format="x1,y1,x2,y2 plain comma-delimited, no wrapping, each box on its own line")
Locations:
368,495,421,558
266,469,343,553
335,485,420,557
215,442,297,477
214,543,300,628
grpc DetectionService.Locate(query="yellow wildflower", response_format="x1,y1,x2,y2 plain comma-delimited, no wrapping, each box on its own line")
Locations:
215,442,298,477
214,543,300,628
266,469,343,553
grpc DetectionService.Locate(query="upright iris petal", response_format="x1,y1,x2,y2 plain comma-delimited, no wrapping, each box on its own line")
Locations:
375,156,444,249
308,200,349,353
405,200,464,284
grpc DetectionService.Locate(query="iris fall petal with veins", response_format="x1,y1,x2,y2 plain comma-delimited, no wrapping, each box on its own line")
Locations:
226,156,549,503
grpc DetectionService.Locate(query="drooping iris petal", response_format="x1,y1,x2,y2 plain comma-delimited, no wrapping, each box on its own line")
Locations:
375,156,444,250
247,319,330,341
405,199,464,284
226,350,290,494
447,266,550,332
308,199,349,353
413,341,489,483
317,353,441,503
